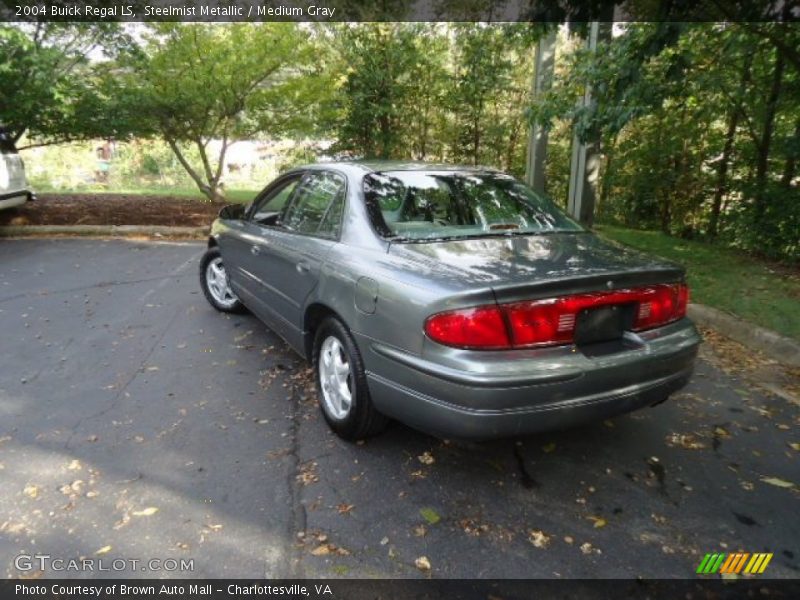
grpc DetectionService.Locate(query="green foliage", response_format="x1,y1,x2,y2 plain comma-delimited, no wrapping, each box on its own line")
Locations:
329,23,438,159
535,22,800,261
328,23,537,175
0,23,132,146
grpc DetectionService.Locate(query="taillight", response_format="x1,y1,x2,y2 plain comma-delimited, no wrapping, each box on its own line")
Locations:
424,283,688,350
632,284,689,331
424,306,510,349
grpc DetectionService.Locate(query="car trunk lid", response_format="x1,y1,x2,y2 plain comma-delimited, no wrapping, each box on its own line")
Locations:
388,232,684,300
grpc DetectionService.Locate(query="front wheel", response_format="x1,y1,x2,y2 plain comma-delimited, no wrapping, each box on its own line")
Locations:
313,317,388,440
199,247,245,313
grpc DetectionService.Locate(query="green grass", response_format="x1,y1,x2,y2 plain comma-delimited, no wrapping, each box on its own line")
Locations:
597,225,800,340
37,185,259,204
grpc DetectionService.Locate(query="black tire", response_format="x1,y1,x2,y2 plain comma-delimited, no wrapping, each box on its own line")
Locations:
199,247,245,313
312,316,389,440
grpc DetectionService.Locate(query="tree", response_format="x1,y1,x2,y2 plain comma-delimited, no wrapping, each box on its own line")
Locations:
113,23,321,202
329,23,431,159
448,24,535,170
0,23,131,147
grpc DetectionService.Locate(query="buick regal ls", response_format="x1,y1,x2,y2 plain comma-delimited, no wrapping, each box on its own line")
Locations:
199,162,700,440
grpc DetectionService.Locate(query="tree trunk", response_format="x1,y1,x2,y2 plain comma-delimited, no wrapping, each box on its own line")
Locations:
709,51,753,238
780,119,800,187
598,133,618,209
166,138,221,203
754,48,784,218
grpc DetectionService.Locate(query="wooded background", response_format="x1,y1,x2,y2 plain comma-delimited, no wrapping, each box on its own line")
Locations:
1,21,798,260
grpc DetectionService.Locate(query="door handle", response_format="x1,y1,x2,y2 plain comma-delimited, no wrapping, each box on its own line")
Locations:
296,261,310,274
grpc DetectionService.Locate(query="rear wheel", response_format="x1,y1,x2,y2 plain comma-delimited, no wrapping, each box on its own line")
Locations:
199,247,244,313
313,317,388,440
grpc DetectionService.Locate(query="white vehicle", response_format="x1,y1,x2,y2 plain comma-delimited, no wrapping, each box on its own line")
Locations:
0,128,34,210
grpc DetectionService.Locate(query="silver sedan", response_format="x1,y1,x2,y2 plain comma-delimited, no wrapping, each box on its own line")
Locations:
200,162,700,440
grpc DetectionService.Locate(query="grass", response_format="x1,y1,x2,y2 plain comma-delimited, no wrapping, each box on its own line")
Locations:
597,225,800,341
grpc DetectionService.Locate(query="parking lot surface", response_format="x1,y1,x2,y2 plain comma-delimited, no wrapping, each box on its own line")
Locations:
1,239,798,579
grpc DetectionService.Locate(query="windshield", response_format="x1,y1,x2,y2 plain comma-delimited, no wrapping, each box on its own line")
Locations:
363,170,582,241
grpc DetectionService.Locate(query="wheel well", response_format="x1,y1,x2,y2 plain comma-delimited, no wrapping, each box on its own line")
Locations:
304,303,338,361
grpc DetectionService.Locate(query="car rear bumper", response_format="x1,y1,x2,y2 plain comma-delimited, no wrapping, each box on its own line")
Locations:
359,319,700,439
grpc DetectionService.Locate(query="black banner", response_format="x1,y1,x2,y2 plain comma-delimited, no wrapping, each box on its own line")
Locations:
4,579,800,600
0,0,797,23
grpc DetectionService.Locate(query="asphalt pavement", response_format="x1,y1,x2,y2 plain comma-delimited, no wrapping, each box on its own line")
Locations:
1,239,798,579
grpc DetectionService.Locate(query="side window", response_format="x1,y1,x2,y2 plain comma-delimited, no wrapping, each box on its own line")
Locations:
250,176,301,225
0,129,17,154
282,171,346,238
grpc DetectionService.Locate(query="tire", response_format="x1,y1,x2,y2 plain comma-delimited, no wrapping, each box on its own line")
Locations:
312,316,389,440
199,247,245,313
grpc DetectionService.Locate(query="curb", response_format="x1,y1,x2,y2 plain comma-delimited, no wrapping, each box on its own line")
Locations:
0,225,208,239
688,303,800,368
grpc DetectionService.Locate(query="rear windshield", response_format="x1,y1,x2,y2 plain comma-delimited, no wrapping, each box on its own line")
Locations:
363,170,582,241
0,129,17,154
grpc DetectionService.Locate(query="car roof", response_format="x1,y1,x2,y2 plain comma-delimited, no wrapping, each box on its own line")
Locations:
296,160,501,175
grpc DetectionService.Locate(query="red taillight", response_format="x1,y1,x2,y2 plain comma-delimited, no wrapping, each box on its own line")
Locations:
424,283,688,350
632,283,689,331
424,306,511,349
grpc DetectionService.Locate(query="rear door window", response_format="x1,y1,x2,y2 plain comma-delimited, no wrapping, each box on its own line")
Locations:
282,171,346,238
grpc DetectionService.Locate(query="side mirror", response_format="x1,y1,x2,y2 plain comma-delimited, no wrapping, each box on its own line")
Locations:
218,203,245,220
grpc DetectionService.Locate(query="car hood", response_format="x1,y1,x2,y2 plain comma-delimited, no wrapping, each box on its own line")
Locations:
386,232,684,300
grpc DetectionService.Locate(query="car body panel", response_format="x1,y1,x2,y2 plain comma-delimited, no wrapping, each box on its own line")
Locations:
0,140,33,210
209,161,701,439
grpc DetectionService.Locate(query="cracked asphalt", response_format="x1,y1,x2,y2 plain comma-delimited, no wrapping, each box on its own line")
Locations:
1,239,798,579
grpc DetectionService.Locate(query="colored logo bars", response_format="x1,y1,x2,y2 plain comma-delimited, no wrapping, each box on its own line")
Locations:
696,552,773,575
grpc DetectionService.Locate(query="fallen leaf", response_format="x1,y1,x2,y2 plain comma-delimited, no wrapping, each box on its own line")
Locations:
310,545,330,556
580,542,594,555
418,452,435,465
761,477,795,489
415,556,431,571
67,460,82,471
666,433,706,450
563,536,574,544
419,507,441,525
23,485,39,499
528,530,551,548
413,525,427,537
380,536,389,545
132,507,159,517
587,516,607,528
206,523,223,531
789,443,800,452
714,426,731,437
336,503,354,515
95,546,112,555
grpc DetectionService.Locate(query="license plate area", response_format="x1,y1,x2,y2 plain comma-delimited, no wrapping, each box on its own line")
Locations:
574,304,636,346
